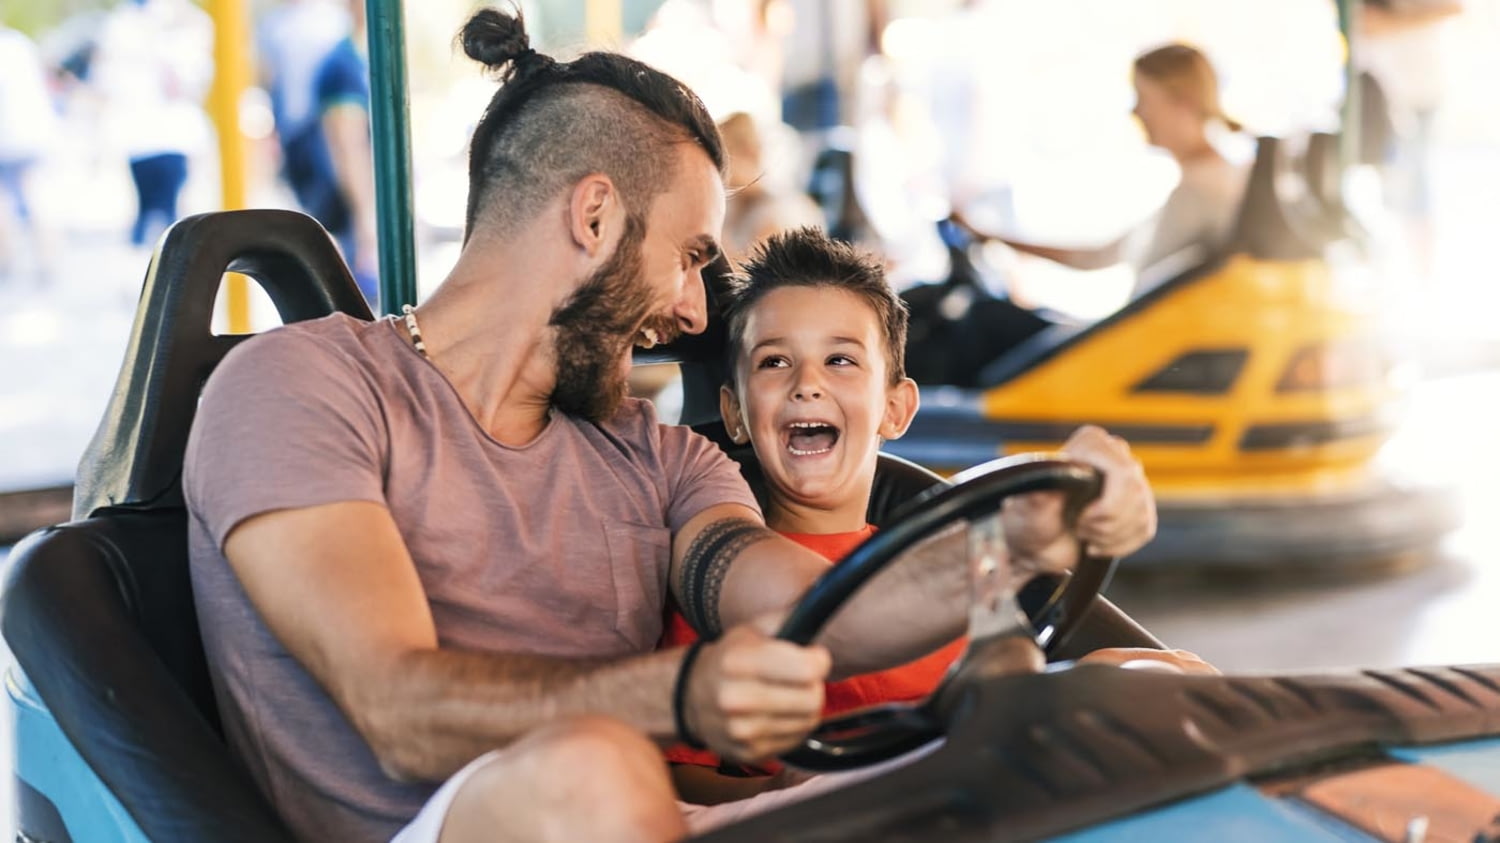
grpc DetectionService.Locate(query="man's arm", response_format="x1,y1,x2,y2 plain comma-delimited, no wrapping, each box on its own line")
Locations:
672,505,968,680
225,500,828,781
672,427,1157,681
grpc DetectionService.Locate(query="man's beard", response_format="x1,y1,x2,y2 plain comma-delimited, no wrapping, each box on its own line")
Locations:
548,217,678,421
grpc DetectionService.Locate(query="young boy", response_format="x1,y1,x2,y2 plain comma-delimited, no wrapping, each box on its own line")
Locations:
658,227,975,804
661,228,1207,806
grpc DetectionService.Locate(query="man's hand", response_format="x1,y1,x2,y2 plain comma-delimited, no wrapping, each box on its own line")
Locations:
999,490,1073,575
683,620,831,763
1060,425,1156,558
1078,647,1219,675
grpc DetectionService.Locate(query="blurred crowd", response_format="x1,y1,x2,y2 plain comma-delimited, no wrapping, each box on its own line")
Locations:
0,0,1478,315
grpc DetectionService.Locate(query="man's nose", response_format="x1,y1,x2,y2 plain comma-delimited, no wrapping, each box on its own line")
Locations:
675,270,709,335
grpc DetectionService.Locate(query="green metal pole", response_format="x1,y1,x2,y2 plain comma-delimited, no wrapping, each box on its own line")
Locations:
366,0,417,315
1337,0,1361,175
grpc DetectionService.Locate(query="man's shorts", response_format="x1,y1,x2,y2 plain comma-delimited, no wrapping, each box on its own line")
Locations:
390,740,942,842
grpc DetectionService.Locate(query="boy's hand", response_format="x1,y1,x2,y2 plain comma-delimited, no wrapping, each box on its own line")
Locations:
999,426,1155,572
683,620,830,763
1060,425,1156,558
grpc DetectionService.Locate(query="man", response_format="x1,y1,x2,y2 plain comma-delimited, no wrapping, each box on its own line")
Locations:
269,0,379,304
184,8,1157,843
91,0,213,249
257,0,349,148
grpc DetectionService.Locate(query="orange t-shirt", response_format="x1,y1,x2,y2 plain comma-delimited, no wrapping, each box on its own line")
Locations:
659,524,968,769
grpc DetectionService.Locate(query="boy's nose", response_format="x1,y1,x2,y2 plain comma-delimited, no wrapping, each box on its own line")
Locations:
792,376,824,401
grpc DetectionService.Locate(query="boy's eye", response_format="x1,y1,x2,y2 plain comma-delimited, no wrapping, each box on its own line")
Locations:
755,355,789,370
827,354,857,367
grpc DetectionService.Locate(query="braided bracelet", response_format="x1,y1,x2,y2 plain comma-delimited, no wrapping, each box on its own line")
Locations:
672,639,710,749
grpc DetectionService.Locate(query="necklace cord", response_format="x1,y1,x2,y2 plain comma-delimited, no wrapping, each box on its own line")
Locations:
401,304,428,358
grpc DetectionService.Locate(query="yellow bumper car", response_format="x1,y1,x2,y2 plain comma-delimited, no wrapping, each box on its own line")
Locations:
887,135,1459,569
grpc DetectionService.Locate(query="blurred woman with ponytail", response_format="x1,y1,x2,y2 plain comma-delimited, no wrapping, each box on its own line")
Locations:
953,43,1250,291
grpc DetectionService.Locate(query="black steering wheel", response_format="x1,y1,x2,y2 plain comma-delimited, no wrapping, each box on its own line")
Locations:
776,454,1118,772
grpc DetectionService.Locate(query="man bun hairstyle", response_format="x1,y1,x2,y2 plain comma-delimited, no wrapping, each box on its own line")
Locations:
724,227,909,385
458,6,725,239
461,7,555,83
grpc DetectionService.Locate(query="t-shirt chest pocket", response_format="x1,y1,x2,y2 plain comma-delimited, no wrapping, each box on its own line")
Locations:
602,521,672,651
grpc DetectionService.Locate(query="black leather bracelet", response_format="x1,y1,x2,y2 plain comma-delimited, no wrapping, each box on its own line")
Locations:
673,639,710,749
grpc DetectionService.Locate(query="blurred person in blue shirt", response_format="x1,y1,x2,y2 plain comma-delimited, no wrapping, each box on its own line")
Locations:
275,0,378,306
257,0,350,171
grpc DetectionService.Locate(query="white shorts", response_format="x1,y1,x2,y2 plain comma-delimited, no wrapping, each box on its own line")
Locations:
391,750,498,843
391,740,942,842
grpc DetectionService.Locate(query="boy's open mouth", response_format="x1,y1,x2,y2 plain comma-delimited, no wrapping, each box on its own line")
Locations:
785,420,840,456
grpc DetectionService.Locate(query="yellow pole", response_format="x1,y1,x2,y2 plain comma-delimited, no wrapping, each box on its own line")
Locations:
584,0,623,46
208,0,252,333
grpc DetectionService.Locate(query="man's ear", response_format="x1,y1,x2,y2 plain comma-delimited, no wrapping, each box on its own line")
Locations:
720,384,750,444
567,173,620,256
879,377,920,440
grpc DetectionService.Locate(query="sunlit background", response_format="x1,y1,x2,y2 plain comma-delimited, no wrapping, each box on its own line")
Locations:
1,0,1499,832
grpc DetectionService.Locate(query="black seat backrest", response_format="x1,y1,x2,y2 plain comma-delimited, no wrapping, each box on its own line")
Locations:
74,210,373,518
1224,135,1322,263
1304,131,1342,219
1,209,370,843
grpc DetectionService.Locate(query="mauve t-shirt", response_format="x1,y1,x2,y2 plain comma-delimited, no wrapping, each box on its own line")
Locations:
183,312,757,842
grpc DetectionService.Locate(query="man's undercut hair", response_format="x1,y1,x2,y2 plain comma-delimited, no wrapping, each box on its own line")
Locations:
459,7,726,238
724,227,910,385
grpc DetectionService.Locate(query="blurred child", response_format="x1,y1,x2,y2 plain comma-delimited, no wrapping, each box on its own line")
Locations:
718,110,824,260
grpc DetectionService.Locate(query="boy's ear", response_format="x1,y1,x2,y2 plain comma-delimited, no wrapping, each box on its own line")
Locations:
879,377,920,440
719,385,750,445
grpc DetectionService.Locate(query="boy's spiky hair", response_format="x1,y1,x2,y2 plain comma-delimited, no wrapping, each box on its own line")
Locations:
723,228,908,384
